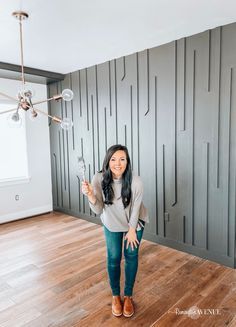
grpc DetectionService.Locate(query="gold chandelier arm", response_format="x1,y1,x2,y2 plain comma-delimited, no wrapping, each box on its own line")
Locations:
29,105,62,123
19,17,25,85
0,107,18,115
12,11,29,86
32,95,63,106
0,92,18,102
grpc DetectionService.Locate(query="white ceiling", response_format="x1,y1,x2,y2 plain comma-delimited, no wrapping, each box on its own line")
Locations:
0,0,236,74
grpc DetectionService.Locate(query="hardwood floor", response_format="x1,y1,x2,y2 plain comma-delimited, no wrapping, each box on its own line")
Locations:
0,211,235,327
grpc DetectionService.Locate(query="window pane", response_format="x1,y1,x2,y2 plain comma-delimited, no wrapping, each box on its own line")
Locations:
0,104,29,181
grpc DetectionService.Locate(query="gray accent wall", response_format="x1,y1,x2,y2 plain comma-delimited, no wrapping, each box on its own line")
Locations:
48,23,236,268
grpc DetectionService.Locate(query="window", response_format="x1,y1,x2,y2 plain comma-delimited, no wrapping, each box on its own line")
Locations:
0,103,29,184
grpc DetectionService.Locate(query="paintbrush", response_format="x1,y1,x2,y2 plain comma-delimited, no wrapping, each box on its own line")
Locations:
77,156,86,182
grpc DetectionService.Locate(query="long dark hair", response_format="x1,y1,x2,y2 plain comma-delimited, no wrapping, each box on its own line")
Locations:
101,144,132,208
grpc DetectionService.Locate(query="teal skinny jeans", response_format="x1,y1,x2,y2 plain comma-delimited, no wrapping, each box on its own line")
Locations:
103,224,144,296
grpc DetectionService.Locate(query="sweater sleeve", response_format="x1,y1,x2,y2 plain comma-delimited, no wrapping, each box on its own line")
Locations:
89,173,104,215
128,177,144,229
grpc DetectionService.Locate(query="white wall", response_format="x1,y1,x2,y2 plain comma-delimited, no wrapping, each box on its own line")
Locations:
0,78,52,223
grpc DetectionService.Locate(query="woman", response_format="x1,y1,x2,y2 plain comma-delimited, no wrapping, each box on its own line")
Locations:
82,144,148,317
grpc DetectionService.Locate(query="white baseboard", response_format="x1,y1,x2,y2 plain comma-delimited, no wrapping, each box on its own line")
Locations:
0,205,53,224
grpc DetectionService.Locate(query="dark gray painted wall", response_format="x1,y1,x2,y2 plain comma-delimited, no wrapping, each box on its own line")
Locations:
48,23,236,268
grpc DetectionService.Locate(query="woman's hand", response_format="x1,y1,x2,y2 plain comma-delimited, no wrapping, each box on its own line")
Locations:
81,181,93,196
81,181,96,204
124,227,139,251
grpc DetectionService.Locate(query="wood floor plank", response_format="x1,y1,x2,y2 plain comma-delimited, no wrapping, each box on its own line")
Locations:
150,264,229,326
1,307,42,327
0,211,235,326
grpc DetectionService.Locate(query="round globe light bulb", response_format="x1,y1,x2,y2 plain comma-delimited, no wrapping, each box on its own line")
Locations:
7,112,22,128
61,89,73,101
60,117,73,130
17,86,35,99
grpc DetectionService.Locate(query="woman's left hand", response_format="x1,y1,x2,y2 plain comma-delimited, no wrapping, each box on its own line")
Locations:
125,227,139,251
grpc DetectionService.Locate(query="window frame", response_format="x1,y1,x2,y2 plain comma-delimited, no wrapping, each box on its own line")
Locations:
0,100,30,187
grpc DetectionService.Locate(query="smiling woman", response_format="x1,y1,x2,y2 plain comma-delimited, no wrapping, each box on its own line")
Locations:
0,103,29,185
81,144,149,318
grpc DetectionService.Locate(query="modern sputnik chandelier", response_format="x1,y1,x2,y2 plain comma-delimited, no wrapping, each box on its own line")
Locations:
0,11,73,130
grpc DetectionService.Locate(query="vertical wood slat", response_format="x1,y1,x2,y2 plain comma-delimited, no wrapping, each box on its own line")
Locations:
95,65,100,171
77,176,81,213
172,41,177,207
66,129,71,210
88,163,92,216
104,107,107,152
183,37,186,131
62,135,66,192
155,75,158,235
58,130,63,207
208,30,211,92
109,61,112,116
85,68,89,131
136,53,140,176
114,59,118,143
81,138,85,214
91,95,95,175
191,50,196,246
144,49,150,116
130,85,133,165
53,153,59,207
124,125,127,147
178,38,185,132
61,122,66,192
162,144,166,238
121,56,126,81
79,70,82,117
227,68,233,256
69,73,75,150
61,80,67,189
203,142,209,250
183,215,186,243
216,27,222,189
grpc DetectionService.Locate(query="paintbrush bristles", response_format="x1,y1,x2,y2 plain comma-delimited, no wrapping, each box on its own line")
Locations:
78,157,86,181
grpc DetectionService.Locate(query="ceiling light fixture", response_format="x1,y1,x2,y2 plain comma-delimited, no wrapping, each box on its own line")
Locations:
0,11,73,130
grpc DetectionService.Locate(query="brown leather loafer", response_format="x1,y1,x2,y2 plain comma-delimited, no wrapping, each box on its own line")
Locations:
112,296,123,316
123,296,134,317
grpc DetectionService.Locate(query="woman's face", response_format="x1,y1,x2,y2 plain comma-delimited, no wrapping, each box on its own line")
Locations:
109,150,127,179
